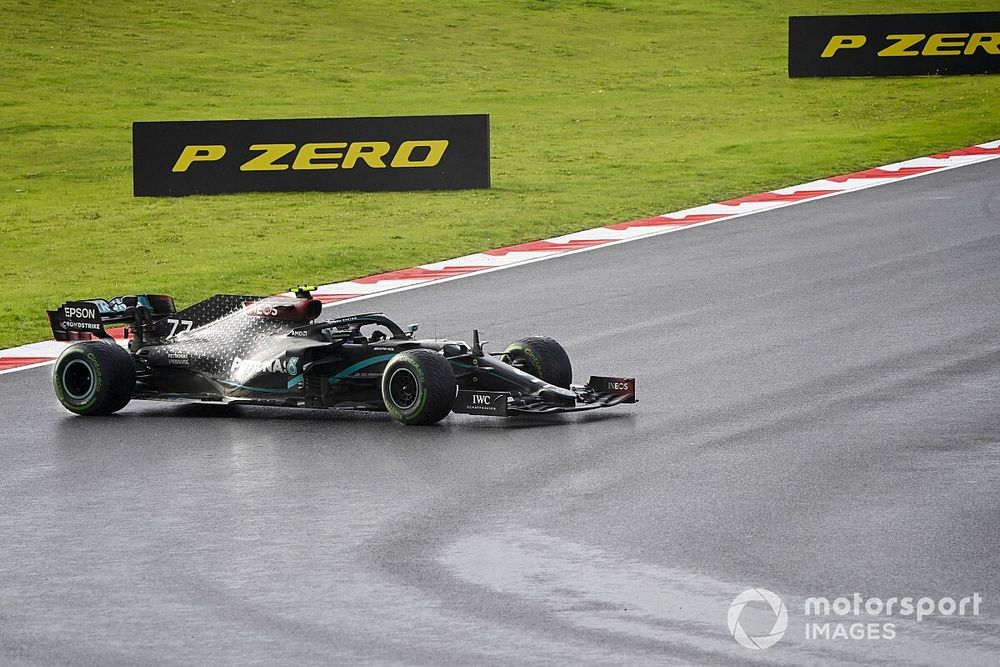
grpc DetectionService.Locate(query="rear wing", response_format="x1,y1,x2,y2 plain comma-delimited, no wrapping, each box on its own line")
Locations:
47,293,277,342
47,295,176,341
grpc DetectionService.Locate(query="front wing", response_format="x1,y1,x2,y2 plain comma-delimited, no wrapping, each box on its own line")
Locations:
452,376,636,417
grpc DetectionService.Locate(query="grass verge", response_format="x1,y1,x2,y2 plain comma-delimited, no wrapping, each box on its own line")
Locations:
2,0,998,347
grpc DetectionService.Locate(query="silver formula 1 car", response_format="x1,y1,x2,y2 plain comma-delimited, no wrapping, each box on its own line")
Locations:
47,287,636,424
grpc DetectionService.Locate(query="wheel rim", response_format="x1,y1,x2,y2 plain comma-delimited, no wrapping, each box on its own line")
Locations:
62,359,95,400
387,367,419,410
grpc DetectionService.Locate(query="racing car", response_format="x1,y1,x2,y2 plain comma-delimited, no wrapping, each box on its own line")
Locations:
46,287,636,424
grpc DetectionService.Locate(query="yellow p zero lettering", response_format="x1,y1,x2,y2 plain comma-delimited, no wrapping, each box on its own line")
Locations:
292,143,348,170
923,33,969,56
965,32,1000,55
240,144,296,171
172,145,226,172
878,34,924,57
821,35,866,58
389,140,449,168
342,142,391,169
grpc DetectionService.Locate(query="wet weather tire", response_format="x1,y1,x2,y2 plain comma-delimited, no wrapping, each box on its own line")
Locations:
52,341,135,416
381,349,456,425
500,336,573,389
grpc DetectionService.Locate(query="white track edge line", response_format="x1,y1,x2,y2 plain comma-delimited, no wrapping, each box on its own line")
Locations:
312,152,1000,310
0,360,57,375
2,148,997,376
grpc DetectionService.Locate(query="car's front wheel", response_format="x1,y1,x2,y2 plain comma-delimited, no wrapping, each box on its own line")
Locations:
500,336,573,389
52,341,135,415
381,349,456,425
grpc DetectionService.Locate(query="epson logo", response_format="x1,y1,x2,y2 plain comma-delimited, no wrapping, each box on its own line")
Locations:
64,306,97,320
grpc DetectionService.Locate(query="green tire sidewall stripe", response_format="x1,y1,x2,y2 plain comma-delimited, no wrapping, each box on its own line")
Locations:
383,356,429,423
54,350,103,411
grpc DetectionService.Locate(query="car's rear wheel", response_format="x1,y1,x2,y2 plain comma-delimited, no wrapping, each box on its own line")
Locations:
500,336,573,389
52,341,135,415
381,349,456,425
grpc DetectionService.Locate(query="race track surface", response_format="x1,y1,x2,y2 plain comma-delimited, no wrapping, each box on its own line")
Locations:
2,160,998,665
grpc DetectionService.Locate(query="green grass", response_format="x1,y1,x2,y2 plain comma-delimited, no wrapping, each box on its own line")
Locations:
2,0,998,348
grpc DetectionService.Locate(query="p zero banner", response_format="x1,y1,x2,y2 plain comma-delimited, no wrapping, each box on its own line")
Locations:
789,13,1000,77
132,114,490,196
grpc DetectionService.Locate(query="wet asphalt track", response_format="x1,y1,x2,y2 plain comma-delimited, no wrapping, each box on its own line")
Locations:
2,159,999,665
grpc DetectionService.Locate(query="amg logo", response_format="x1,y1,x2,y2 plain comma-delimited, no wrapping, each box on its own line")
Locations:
172,141,449,173
64,306,97,320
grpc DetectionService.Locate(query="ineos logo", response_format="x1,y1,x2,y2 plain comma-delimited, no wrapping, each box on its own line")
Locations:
247,304,279,317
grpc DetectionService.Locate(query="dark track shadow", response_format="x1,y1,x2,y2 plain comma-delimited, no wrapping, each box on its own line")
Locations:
53,400,637,433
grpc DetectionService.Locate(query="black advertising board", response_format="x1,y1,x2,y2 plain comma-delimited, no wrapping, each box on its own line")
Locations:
789,13,1000,77
133,114,490,196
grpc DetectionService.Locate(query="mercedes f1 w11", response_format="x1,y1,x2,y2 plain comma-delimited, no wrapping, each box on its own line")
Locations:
47,288,636,424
